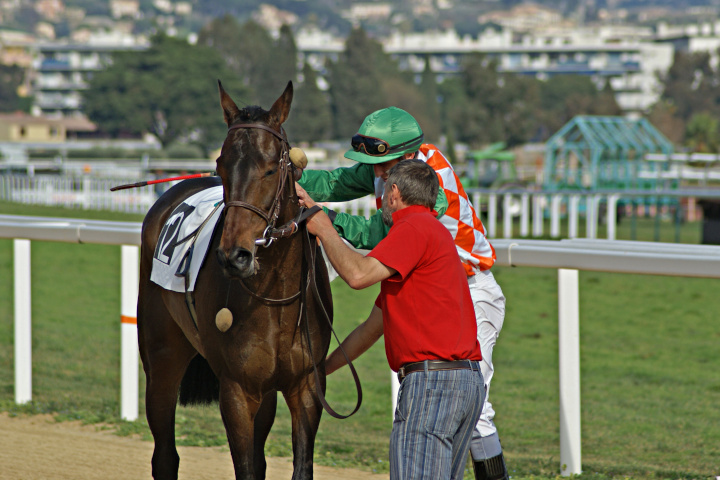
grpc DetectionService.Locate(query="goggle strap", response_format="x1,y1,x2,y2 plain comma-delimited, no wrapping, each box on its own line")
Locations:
387,133,424,154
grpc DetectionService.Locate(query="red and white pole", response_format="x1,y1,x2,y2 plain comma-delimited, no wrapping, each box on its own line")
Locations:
120,245,139,421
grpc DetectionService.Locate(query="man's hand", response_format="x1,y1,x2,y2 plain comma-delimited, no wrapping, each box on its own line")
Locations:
295,183,316,209
305,209,335,238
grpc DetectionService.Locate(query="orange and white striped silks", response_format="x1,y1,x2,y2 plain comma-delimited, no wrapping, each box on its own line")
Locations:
374,144,497,276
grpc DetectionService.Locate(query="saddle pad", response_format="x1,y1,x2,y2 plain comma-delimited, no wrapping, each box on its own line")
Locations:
150,186,224,292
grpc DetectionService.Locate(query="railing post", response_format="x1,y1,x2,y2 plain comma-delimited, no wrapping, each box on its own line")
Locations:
607,194,619,240
503,194,513,238
82,177,91,210
558,268,582,476
520,193,529,237
569,195,580,239
488,194,498,238
14,239,32,404
586,195,597,239
551,194,562,238
120,245,139,421
532,194,544,237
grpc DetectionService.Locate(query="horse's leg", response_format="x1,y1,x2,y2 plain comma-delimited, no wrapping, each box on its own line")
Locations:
138,288,197,480
252,391,278,480
283,373,324,480
219,380,262,480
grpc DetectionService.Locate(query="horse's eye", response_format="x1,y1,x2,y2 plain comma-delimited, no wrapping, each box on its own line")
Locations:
265,169,277,177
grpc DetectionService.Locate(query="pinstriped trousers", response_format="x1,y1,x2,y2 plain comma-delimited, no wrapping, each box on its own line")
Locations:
389,364,485,480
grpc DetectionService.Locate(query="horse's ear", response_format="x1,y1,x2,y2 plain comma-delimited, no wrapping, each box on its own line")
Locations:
218,80,241,127
268,81,293,126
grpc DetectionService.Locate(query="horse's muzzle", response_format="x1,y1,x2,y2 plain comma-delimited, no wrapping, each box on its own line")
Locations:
216,246,257,278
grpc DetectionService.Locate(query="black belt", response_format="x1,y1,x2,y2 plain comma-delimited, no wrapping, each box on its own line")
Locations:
397,360,478,382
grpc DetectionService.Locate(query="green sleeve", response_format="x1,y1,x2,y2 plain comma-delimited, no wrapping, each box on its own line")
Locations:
324,207,389,250
434,188,448,218
298,163,375,202
320,187,449,250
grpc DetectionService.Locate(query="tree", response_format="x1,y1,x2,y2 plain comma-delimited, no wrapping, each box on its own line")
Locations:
285,62,332,143
651,50,720,144
417,56,441,143
647,100,685,145
440,54,502,146
538,75,620,138
496,74,542,146
685,112,720,153
0,65,29,113
197,17,299,109
327,28,398,139
267,24,299,105
658,51,715,123
83,34,247,154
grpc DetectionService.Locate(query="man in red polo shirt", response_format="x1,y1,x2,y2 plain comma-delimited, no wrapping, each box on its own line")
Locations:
305,159,485,480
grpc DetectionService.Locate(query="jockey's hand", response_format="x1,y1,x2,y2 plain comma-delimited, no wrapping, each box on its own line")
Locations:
295,183,316,208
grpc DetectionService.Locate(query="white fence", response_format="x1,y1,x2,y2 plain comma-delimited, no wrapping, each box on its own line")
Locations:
0,174,374,217
3,215,720,476
1,175,157,213
5,174,720,241
469,187,720,240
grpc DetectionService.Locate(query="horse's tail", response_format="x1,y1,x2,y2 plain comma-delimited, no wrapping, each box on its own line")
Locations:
179,355,220,406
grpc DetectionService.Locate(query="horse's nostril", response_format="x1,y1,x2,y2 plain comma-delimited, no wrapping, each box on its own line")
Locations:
218,246,254,275
232,248,253,267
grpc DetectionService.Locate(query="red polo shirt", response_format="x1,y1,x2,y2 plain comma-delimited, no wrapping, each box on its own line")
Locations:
368,205,481,372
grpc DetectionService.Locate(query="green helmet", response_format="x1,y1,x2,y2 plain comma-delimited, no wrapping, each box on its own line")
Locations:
344,107,424,164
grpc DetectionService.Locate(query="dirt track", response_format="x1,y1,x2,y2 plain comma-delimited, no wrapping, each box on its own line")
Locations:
0,412,388,480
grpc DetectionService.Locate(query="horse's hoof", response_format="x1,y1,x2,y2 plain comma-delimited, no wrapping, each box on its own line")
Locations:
215,308,233,332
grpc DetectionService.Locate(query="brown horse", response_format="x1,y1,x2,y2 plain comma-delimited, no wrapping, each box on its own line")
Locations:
137,81,333,479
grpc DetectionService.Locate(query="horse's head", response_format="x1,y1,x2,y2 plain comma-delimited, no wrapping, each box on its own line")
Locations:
215,81,299,278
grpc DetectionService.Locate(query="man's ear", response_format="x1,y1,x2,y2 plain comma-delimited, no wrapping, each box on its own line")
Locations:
389,183,402,206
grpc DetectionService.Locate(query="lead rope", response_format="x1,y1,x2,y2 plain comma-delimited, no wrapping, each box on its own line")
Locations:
300,225,363,419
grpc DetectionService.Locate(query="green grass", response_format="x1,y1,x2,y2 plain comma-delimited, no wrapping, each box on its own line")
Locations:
1,202,719,479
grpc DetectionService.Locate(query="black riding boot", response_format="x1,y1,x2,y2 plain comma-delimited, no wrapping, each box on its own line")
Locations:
472,453,509,480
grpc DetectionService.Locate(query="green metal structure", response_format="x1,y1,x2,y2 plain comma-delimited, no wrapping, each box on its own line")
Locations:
544,116,675,191
462,142,519,189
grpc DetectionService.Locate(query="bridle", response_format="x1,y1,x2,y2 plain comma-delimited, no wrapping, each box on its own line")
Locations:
224,123,296,248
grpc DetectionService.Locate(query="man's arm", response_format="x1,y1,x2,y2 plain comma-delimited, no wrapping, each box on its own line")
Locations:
306,209,395,289
298,181,390,250
325,305,383,375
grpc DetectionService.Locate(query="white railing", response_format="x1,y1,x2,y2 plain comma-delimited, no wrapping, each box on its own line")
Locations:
5,173,720,241
0,174,375,217
0,174,156,214
468,187,720,240
3,216,720,475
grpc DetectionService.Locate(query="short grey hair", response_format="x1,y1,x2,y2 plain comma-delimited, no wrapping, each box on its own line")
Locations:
386,159,438,210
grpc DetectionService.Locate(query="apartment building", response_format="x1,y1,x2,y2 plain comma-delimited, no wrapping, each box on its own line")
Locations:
296,24,675,115
31,32,148,118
